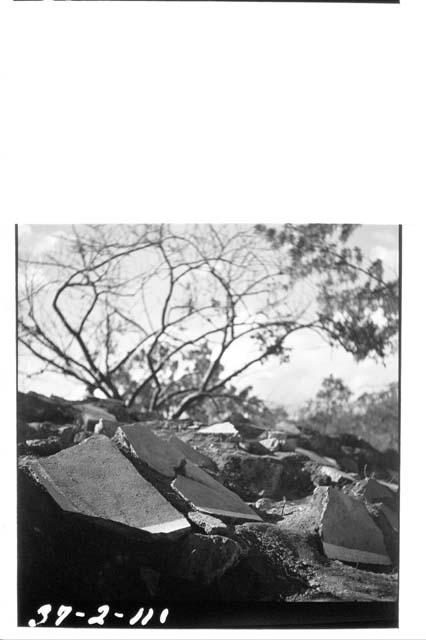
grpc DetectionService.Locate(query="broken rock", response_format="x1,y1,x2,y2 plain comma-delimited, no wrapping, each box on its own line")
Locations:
218,450,314,501
114,423,185,478
172,471,262,522
168,533,243,585
22,436,63,457
318,487,391,566
79,404,117,431
238,440,269,455
259,437,280,453
186,510,230,535
229,413,266,439
94,418,120,438
23,435,190,538
198,422,238,437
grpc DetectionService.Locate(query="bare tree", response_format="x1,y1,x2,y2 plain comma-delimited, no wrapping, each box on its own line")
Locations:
18,224,399,418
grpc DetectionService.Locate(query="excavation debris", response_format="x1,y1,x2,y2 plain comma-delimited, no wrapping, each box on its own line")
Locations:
17,390,398,621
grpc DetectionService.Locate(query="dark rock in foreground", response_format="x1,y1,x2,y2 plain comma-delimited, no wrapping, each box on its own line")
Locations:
21,435,190,538
16,390,398,617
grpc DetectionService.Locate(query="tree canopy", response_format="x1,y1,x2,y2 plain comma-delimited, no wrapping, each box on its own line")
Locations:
18,224,399,419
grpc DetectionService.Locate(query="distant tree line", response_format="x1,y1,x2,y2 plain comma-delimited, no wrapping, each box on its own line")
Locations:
297,375,398,451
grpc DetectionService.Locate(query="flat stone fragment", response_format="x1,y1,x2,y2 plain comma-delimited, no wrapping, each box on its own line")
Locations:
198,422,238,436
379,503,398,532
116,424,185,478
172,473,262,522
167,533,243,585
26,435,190,538
183,459,225,490
186,510,230,535
238,440,269,455
167,435,216,470
320,486,391,566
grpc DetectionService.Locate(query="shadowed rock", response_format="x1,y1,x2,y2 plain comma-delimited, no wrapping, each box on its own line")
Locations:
187,510,230,535
18,391,78,425
318,487,391,566
166,534,243,585
217,450,315,501
172,472,262,522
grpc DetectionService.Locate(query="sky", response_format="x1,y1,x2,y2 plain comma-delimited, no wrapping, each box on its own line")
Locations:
18,224,399,414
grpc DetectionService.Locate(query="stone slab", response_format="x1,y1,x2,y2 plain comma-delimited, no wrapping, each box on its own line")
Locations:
27,435,190,538
320,487,391,566
167,435,216,470
319,465,356,483
117,424,185,478
198,422,238,436
186,510,229,535
296,447,339,467
94,418,120,438
379,503,398,532
172,473,262,522
322,542,392,566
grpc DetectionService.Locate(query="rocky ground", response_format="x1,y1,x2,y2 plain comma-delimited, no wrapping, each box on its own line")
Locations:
17,391,399,624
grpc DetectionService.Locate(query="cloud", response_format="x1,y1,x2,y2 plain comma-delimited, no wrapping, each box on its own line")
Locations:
370,245,399,278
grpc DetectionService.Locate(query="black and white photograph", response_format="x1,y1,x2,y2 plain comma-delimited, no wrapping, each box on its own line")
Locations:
16,223,400,628
2,0,425,636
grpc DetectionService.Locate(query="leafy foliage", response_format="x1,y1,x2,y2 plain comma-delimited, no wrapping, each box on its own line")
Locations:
298,376,399,451
18,224,398,419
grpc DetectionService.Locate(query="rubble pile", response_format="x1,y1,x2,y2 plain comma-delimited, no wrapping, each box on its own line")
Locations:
17,391,398,617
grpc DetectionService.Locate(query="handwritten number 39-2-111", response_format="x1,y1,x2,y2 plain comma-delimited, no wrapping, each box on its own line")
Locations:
28,604,169,626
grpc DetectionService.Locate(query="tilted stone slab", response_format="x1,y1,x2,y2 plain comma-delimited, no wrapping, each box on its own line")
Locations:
167,435,216,470
198,422,238,436
116,424,185,478
296,447,339,468
26,435,190,538
172,463,262,522
319,465,356,483
319,486,391,566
